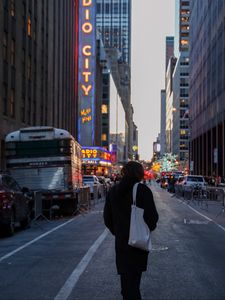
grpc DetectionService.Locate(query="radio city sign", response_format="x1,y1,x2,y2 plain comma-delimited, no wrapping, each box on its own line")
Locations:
78,0,96,146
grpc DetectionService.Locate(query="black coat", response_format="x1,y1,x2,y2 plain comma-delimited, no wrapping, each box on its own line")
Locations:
103,177,159,274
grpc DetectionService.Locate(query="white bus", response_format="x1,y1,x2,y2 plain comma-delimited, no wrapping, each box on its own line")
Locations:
5,127,82,214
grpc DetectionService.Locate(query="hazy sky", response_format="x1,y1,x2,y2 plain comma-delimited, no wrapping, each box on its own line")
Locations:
131,0,175,160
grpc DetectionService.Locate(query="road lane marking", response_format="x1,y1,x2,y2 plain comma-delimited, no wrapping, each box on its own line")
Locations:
0,218,76,263
183,218,210,225
177,198,225,233
54,229,109,300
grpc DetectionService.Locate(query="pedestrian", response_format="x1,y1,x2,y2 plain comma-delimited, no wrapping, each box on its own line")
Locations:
103,161,159,300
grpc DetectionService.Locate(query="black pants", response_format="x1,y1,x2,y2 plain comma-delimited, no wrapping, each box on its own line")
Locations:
120,272,142,300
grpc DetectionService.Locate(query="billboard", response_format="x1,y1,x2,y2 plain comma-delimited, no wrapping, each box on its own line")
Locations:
78,0,96,146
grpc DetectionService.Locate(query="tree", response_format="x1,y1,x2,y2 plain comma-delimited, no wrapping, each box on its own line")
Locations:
159,153,178,172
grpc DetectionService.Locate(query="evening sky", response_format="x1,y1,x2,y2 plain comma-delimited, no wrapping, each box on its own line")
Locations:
131,0,175,160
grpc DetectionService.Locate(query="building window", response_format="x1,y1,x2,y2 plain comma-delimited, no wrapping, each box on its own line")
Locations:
3,32,7,61
10,0,15,17
9,89,15,117
10,39,15,65
180,39,189,46
105,3,110,14
101,104,108,114
27,55,31,79
180,130,187,135
102,134,107,141
97,3,101,13
3,84,8,115
181,25,189,31
181,1,189,6
27,97,31,124
27,16,32,37
21,98,25,123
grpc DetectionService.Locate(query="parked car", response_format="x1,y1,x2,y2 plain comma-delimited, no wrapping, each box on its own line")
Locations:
180,175,207,191
83,175,102,197
0,173,32,236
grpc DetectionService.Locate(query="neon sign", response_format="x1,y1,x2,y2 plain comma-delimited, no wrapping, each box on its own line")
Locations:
82,147,112,163
80,107,92,124
78,0,96,146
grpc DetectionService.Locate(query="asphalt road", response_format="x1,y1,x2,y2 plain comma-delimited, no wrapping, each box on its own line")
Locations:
1,183,225,300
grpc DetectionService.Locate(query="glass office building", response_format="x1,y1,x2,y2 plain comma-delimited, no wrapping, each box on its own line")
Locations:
96,0,131,65
96,0,133,160
189,0,225,177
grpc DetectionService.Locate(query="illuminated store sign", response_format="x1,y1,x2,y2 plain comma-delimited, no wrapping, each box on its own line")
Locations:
82,147,112,164
78,0,96,146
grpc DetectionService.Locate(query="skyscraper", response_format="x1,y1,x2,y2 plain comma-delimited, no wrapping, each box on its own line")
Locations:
96,0,133,160
160,89,166,156
96,0,131,65
189,0,225,177
165,36,174,71
170,0,190,170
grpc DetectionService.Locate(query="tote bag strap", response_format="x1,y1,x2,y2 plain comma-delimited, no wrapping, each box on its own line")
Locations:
132,182,139,206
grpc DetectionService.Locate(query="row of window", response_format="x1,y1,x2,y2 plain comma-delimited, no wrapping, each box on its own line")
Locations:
97,3,128,14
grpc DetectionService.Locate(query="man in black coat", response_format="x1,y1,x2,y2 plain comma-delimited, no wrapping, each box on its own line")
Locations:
104,161,159,300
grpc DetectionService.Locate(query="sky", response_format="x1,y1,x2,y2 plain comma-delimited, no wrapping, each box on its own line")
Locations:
131,0,175,161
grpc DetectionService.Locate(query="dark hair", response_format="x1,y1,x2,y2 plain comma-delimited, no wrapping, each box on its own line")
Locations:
121,161,144,181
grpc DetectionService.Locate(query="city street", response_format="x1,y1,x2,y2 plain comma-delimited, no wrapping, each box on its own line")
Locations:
1,1,225,299
1,183,225,300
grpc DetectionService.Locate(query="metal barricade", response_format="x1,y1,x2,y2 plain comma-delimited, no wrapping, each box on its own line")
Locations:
199,187,224,214
92,185,99,203
183,186,193,201
32,191,49,221
77,186,91,214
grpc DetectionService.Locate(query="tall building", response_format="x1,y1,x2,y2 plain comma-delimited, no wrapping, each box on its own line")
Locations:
96,0,132,160
96,0,131,65
178,0,190,169
179,0,189,52
165,56,177,153
0,0,78,169
160,36,174,158
170,0,190,170
160,89,166,156
189,0,225,177
165,36,174,71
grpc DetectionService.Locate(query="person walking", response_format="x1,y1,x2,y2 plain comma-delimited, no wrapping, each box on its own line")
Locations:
103,161,159,300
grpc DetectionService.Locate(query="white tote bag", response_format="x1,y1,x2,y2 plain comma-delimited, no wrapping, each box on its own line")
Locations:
128,183,152,251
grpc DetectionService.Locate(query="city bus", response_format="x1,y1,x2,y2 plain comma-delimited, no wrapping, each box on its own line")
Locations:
5,127,82,215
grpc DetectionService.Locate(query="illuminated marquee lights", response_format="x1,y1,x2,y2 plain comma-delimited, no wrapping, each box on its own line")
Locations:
78,0,96,145
81,1,93,98
82,147,112,163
